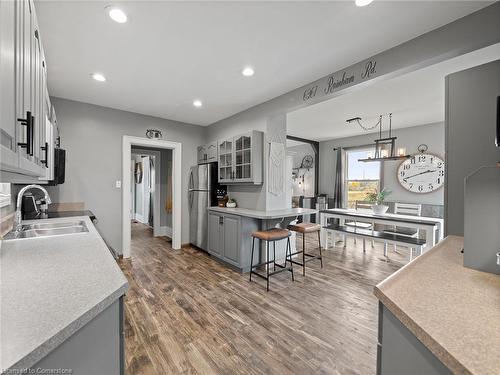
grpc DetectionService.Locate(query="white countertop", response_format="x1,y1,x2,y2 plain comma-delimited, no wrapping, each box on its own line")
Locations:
208,206,318,219
0,216,128,372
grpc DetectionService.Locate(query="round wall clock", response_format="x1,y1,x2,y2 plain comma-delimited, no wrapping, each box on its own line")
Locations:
397,153,445,193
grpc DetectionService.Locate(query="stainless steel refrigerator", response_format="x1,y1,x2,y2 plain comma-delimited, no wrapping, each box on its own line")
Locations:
188,163,218,250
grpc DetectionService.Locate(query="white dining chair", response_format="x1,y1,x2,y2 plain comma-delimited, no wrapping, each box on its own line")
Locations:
383,202,422,257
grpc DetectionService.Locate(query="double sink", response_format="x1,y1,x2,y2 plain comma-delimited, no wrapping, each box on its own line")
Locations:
5,220,89,240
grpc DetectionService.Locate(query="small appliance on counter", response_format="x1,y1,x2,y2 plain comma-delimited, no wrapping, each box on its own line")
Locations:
22,193,49,220
216,187,227,207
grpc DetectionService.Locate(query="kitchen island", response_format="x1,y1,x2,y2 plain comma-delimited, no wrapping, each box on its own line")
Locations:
1,216,128,374
207,207,318,272
374,236,500,374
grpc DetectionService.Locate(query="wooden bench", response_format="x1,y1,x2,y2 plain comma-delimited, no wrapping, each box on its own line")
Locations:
324,224,426,261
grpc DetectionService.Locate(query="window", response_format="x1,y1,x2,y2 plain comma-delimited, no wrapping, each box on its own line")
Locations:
345,148,381,209
0,183,11,208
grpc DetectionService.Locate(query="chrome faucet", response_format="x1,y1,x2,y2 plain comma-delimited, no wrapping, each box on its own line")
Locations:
15,185,52,232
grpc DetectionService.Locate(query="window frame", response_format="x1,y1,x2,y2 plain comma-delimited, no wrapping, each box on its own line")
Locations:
344,145,383,209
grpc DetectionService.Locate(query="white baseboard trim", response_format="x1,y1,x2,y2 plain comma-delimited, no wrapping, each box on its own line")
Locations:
134,213,145,223
155,226,172,237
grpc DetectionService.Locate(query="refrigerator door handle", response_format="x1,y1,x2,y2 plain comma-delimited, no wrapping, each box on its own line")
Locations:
188,191,194,210
188,169,194,190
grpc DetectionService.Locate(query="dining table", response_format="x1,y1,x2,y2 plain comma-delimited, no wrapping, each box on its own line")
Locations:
319,208,444,251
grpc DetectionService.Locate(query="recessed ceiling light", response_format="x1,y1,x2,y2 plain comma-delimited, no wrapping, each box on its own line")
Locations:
91,73,106,82
242,66,255,77
355,0,373,6
193,100,203,108
106,6,128,23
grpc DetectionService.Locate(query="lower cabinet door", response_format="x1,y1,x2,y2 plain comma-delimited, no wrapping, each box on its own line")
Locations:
208,213,223,256
223,215,240,264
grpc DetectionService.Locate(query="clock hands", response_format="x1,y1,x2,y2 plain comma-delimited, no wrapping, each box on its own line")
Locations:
402,169,435,183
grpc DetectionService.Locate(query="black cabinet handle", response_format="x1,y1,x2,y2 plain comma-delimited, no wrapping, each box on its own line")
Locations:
41,141,48,167
29,114,34,156
219,216,224,225
17,111,32,155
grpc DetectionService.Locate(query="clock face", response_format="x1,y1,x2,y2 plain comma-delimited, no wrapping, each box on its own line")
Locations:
397,153,445,193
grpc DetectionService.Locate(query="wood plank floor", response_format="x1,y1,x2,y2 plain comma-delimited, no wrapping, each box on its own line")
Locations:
119,223,407,374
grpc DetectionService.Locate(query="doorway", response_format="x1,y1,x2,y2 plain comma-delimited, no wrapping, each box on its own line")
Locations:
122,136,182,257
130,149,162,237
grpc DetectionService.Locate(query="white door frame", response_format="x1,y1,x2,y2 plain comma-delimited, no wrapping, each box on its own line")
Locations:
123,136,182,257
131,150,161,235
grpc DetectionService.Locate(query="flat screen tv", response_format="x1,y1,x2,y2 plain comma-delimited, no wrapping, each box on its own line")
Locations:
497,96,500,147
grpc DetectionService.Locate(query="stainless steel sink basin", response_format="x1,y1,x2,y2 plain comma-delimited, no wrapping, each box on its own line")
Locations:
4,221,89,240
22,220,87,230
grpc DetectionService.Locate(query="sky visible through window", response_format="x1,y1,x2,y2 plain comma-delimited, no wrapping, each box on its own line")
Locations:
347,149,380,180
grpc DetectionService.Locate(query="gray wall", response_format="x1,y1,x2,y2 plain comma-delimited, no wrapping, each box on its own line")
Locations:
47,97,205,254
319,122,445,206
445,60,500,235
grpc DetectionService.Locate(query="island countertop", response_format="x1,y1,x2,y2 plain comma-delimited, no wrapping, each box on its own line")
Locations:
374,235,500,374
208,206,318,219
1,216,128,373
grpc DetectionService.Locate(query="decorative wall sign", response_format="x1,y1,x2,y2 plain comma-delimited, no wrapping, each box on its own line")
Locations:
302,60,376,103
268,142,284,196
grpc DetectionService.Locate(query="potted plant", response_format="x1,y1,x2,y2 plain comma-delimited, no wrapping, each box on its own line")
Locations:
226,198,237,208
366,188,392,215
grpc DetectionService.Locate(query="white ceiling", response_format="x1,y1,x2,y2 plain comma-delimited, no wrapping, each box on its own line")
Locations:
35,1,492,126
287,43,500,141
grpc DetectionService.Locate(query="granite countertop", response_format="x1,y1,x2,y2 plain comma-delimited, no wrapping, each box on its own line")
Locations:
374,236,500,374
0,216,128,373
208,206,318,219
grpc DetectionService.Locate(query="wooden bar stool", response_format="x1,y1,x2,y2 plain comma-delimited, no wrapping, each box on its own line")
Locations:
249,228,294,292
287,222,323,276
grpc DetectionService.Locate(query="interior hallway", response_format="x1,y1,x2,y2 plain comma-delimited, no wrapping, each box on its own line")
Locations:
119,222,407,374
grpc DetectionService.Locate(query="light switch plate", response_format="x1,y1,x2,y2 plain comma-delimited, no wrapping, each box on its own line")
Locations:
115,180,122,188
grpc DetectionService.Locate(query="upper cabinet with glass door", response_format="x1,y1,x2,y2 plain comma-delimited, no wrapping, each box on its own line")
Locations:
218,130,263,185
218,138,233,183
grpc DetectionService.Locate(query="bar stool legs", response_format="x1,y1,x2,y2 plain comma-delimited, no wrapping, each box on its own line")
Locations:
266,241,270,291
288,223,323,276
287,237,295,282
249,237,255,282
317,230,323,268
249,229,294,292
302,233,306,276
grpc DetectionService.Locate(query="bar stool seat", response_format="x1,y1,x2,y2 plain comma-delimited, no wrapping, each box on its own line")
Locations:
288,222,321,234
252,228,290,241
288,222,323,276
249,228,294,291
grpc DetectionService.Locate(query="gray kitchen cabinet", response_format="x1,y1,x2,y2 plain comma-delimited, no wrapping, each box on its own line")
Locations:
223,215,240,264
27,298,125,375
218,130,263,184
377,302,451,375
206,141,217,162
197,141,218,164
197,144,207,164
208,211,259,271
208,212,223,256
0,0,19,171
0,0,55,181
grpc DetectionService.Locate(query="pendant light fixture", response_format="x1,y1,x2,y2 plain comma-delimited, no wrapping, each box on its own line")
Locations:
346,113,411,162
